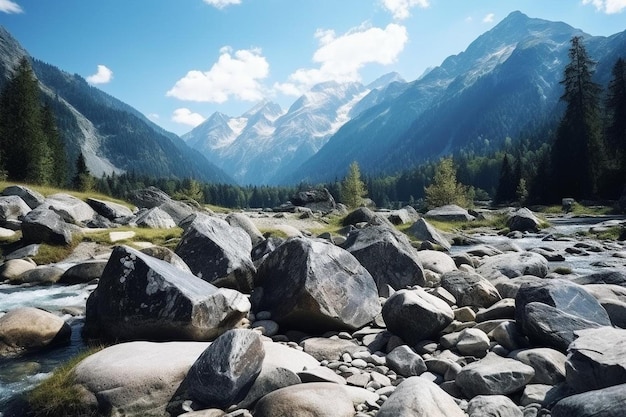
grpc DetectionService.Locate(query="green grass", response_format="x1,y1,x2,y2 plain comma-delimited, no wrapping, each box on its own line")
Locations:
552,266,573,275
259,228,290,239
30,235,82,264
580,225,624,241
27,347,103,417
538,203,615,216
82,226,183,246
309,215,345,236
424,214,509,233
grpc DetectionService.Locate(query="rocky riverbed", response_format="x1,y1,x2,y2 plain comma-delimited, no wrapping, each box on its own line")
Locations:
1,186,625,417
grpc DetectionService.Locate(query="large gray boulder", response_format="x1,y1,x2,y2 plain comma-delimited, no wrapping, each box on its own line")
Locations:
386,345,427,377
509,348,566,385
565,327,626,393
44,193,97,224
415,250,457,275
87,197,134,221
73,341,210,417
477,251,548,282
407,218,451,250
467,395,523,417
341,225,426,295
84,245,250,342
425,204,475,222
551,383,626,417
59,260,108,285
440,270,501,308
290,188,336,213
128,186,172,208
0,195,31,223
455,352,535,398
186,329,264,408
0,307,71,358
21,208,73,245
254,237,381,332
132,207,176,229
515,280,611,351
226,212,264,247
377,376,465,417
1,185,45,209
382,289,454,345
175,215,256,292
507,207,541,232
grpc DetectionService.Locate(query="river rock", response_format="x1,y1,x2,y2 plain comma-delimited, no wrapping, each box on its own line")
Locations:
456,328,490,358
0,258,36,282
509,348,566,385
0,195,31,224
386,345,427,377
139,246,192,273
476,298,516,322
341,225,426,294
291,188,336,213
226,212,264,247
44,193,96,224
300,337,366,361
565,327,626,393
175,215,255,292
600,298,626,328
507,207,541,232
551,383,626,417
343,207,380,226
407,218,451,250
570,269,626,287
87,197,134,221
84,245,250,342
425,204,475,222
59,260,108,284
0,307,71,358
21,208,73,245
387,208,414,225
254,237,381,332
440,270,501,308
515,280,611,351
467,395,523,417
132,207,176,229
416,250,457,275
382,289,454,345
186,329,264,408
237,366,301,410
253,383,358,417
1,185,44,209
455,352,535,398
377,376,465,417
13,265,64,285
477,252,548,282
73,341,210,417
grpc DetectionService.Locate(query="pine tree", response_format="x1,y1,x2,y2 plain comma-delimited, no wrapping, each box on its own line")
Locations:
41,103,67,186
606,58,626,173
341,161,367,208
72,152,94,191
494,154,516,204
425,157,471,209
550,36,605,200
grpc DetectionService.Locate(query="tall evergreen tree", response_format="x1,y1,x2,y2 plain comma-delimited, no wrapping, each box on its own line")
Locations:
425,157,471,209
41,103,67,186
341,161,367,208
550,36,605,200
494,154,516,204
606,58,626,172
72,152,94,191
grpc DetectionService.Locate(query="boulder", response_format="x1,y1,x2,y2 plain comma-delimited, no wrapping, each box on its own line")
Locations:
158,200,196,225
386,345,427,377
341,225,426,294
84,245,250,342
186,329,264,408
387,208,414,225
424,204,475,222
251,237,283,263
0,307,71,358
407,218,451,250
455,352,535,398
87,197,134,221
226,212,264,247
509,348,566,385
467,395,523,417
290,188,336,213
377,376,465,417
570,269,626,287
254,237,381,332
4,243,40,260
1,185,45,209
73,341,210,417
456,328,490,358
565,327,626,393
477,251,548,282
21,208,73,245
515,280,611,351
44,193,96,224
0,195,31,223
415,250,457,275
300,337,366,361
59,260,108,284
139,246,192,273
440,270,501,308
175,215,255,292
382,289,454,345
0,258,36,282
128,186,172,208
12,265,64,285
507,207,541,232
343,207,380,226
132,207,176,229
551,383,626,417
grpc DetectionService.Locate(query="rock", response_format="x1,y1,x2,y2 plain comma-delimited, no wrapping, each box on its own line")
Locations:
551,383,626,417
84,245,250,342
601,298,626,328
425,204,475,222
492,321,528,351
300,337,366,361
440,270,501,308
343,207,380,226
0,259,36,282
415,250,457,275
133,207,177,229
467,395,523,417
476,298,516,322
565,327,626,393
507,207,541,232
0,195,31,224
253,383,358,417
298,366,347,384
386,345,427,377
456,328,490,358
377,376,466,417
73,341,210,417
251,237,283,263
128,186,172,208
477,252,548,282
237,366,301,410
157,200,196,225
570,269,626,287
509,348,566,385
254,237,381,332
44,193,97,224
0,307,71,358
382,289,454,345
139,246,192,273
175,215,256,292
290,188,336,213
515,280,611,351
87,197,134,221
407,218,451,250
387,208,414,225
3,243,40,260
226,213,265,247
59,260,107,284
186,329,264,408
455,352,535,398
13,265,64,285
341,225,426,294
21,208,73,245
1,185,45,209
495,275,545,299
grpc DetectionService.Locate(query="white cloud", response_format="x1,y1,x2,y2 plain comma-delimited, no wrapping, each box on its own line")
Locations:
86,65,113,84
148,113,160,120
203,0,241,9
482,13,495,23
582,0,626,13
0,0,22,14
166,47,269,103
275,23,408,96
381,0,429,20
172,108,206,127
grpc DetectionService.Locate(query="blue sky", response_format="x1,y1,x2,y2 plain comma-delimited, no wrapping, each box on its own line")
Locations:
0,0,625,136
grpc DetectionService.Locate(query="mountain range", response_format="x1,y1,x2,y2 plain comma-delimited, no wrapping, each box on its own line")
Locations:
1,11,625,187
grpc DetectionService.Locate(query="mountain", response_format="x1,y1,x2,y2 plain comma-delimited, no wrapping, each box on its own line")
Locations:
183,74,406,185
0,26,233,184
285,11,626,184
